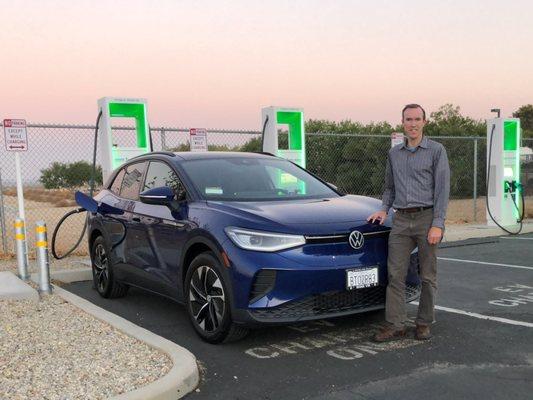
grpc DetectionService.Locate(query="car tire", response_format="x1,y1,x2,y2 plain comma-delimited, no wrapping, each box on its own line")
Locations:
91,236,129,299
185,252,249,344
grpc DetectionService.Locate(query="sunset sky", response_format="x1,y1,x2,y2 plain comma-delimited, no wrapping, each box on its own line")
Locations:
2,0,532,129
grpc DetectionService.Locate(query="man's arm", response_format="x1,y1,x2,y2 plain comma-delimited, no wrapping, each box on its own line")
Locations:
381,154,395,213
432,145,450,229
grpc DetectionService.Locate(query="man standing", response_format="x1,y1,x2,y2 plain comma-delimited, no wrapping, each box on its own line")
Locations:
368,104,450,341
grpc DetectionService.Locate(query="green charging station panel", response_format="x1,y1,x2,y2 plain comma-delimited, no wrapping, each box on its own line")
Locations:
98,97,151,182
262,107,306,195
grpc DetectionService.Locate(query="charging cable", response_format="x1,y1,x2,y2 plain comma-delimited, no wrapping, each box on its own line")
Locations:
52,107,154,259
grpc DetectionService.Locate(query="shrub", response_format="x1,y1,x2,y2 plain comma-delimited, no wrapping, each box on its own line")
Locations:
40,161,103,189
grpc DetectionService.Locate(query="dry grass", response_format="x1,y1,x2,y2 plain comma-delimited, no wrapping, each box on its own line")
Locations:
3,187,77,207
1,194,87,257
447,195,533,224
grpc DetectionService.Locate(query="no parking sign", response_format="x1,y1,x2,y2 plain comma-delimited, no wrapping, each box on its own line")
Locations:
3,119,28,151
391,132,404,148
189,128,208,152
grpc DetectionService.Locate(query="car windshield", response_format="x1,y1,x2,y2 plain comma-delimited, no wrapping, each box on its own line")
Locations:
180,157,339,201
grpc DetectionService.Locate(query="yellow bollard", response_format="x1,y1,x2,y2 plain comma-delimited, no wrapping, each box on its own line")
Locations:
35,221,52,294
14,218,29,280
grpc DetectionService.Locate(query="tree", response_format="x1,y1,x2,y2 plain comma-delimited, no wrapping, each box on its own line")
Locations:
512,104,533,138
423,104,485,137
40,161,103,189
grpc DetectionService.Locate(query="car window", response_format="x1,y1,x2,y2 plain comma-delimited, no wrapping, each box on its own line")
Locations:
180,157,338,201
143,161,185,195
264,166,306,197
109,168,125,194
119,162,146,200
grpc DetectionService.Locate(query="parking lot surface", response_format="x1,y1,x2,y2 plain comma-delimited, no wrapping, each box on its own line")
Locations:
64,233,533,400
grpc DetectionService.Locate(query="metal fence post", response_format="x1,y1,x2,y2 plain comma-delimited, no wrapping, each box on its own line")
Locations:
35,221,52,294
161,128,167,151
0,168,7,254
14,218,29,280
473,138,478,222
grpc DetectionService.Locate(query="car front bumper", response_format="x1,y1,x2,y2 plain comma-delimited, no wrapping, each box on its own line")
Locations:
223,239,420,326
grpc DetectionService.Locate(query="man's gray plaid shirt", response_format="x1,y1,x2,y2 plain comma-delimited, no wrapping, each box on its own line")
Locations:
381,135,450,228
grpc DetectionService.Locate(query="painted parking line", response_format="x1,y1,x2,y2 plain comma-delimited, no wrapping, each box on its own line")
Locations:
438,257,533,271
499,237,533,240
411,301,533,328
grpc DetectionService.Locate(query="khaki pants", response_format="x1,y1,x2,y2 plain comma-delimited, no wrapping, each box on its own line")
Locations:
385,208,438,328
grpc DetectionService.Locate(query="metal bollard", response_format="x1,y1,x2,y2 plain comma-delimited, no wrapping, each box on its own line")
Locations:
14,218,29,281
35,221,52,294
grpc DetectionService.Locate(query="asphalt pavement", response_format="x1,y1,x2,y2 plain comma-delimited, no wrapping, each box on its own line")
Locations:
64,233,533,400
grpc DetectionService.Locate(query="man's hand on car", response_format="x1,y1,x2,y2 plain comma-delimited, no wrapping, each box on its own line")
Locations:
367,210,387,225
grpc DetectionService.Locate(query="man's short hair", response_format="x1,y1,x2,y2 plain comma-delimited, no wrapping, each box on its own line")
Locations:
402,104,426,121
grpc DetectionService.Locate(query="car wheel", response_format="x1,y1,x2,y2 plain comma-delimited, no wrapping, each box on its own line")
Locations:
185,252,249,344
91,236,128,298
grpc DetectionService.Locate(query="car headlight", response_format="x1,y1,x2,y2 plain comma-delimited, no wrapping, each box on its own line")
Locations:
224,227,305,252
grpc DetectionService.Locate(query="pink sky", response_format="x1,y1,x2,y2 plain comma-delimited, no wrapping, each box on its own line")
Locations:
2,0,532,129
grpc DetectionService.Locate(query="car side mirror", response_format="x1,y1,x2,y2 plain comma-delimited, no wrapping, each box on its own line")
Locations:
140,186,176,206
327,182,338,191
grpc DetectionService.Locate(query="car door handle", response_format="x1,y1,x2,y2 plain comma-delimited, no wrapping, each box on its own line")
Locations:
132,217,141,222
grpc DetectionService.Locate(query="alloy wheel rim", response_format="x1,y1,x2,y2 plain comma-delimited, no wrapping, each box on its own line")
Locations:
189,265,226,333
93,243,109,292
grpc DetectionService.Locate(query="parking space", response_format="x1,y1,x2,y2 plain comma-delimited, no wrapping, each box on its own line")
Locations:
64,233,533,400
437,234,533,324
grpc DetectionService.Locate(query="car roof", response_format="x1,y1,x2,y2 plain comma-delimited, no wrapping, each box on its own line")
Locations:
172,151,275,161
124,151,279,167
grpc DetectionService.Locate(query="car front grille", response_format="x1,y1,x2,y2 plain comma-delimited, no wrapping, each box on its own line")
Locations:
250,284,420,322
305,229,391,244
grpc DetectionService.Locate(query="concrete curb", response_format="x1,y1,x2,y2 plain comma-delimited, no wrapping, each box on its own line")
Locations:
0,271,39,302
52,285,199,400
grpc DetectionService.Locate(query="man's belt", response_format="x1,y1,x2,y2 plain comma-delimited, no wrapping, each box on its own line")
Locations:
396,206,433,213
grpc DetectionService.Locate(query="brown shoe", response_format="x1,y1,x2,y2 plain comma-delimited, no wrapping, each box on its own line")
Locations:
415,324,432,340
373,325,407,342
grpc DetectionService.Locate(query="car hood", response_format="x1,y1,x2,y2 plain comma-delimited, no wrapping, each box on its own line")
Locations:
207,195,389,234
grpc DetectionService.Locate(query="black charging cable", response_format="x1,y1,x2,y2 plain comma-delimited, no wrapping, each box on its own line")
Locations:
260,115,269,150
51,111,103,259
51,109,140,259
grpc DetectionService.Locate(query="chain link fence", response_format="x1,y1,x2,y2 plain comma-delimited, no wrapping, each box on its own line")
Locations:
1,122,532,256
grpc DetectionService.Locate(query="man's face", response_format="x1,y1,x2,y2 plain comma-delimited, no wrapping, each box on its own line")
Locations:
402,107,426,141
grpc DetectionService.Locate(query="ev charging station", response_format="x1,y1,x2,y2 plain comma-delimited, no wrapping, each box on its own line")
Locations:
261,107,306,194
261,107,306,168
486,117,522,228
97,97,151,182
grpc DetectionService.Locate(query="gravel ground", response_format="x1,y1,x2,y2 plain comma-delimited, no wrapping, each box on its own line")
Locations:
0,284,172,400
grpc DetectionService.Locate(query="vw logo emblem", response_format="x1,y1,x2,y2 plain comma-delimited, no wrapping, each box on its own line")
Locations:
349,230,364,250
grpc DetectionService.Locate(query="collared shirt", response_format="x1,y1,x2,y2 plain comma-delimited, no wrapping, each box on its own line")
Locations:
381,135,450,228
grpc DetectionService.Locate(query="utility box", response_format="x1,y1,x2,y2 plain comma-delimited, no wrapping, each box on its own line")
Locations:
486,118,522,227
98,97,151,182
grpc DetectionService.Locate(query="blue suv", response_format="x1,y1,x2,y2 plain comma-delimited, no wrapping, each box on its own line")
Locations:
88,151,420,343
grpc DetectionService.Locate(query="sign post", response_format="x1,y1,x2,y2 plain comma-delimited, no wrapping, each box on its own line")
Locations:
4,119,29,274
